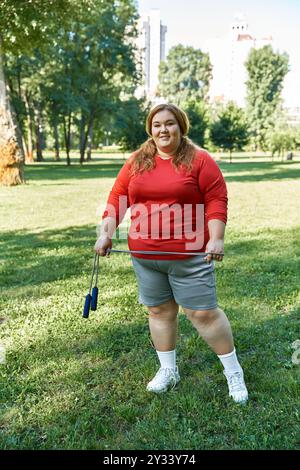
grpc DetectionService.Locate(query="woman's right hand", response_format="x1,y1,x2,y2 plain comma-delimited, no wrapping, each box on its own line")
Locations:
94,235,112,256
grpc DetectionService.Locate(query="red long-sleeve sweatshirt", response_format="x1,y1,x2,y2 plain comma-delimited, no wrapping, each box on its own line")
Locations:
102,149,228,260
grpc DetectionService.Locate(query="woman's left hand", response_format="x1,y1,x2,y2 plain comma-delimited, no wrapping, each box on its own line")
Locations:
204,239,224,263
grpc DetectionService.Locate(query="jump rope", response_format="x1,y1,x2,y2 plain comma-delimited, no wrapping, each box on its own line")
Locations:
83,249,224,318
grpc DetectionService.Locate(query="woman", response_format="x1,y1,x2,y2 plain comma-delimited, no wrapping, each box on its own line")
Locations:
94,103,248,404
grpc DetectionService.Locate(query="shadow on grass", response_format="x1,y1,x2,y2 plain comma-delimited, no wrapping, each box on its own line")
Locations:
21,160,300,183
220,161,300,183
24,161,125,181
1,224,299,306
1,159,300,448
0,307,299,450
219,160,299,171
0,222,300,449
0,225,131,290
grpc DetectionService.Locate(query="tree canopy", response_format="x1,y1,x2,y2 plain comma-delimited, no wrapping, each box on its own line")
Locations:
0,0,81,53
1,0,140,181
182,99,208,148
245,45,289,150
158,45,212,106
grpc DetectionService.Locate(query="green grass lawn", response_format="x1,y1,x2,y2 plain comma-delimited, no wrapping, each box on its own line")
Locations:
0,157,299,450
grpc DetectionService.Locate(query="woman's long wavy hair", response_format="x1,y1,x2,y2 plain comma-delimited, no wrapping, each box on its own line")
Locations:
128,103,198,175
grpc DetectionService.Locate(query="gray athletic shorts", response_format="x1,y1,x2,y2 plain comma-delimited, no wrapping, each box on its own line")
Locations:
131,255,218,310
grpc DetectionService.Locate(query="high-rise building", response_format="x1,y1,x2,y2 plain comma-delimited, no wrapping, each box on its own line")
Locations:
136,9,167,99
204,14,273,108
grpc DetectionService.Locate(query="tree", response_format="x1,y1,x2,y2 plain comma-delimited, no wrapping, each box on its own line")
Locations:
266,125,297,161
245,45,289,150
5,51,51,162
182,99,209,147
69,1,139,164
116,98,150,152
0,0,79,184
210,102,249,163
295,125,300,151
158,45,212,106
0,0,140,179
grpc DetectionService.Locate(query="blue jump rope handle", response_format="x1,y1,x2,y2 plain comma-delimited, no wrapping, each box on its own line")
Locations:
91,287,98,311
83,294,92,318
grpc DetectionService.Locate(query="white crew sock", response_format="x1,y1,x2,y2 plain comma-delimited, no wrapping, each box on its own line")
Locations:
217,348,242,374
156,349,176,370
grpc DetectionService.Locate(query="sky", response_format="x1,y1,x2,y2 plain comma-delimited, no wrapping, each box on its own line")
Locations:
137,0,300,107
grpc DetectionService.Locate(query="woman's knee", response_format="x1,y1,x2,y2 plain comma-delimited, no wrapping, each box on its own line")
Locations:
148,299,179,319
184,307,221,324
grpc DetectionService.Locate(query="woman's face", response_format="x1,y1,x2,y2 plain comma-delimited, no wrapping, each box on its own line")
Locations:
151,109,181,154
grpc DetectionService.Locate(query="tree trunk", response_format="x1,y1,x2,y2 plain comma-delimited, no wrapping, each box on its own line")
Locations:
229,150,232,164
79,113,86,163
23,90,34,163
80,112,95,164
22,134,29,161
34,103,44,161
53,119,60,161
86,118,94,161
63,113,71,166
0,39,25,186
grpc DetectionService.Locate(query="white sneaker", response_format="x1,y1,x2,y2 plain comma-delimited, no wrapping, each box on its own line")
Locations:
223,369,248,404
146,367,180,393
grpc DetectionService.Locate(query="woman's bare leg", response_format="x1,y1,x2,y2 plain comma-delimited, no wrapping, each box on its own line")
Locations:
148,299,179,351
183,307,234,355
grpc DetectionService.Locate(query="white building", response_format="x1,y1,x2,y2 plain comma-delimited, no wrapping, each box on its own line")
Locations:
136,9,167,100
204,14,273,108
